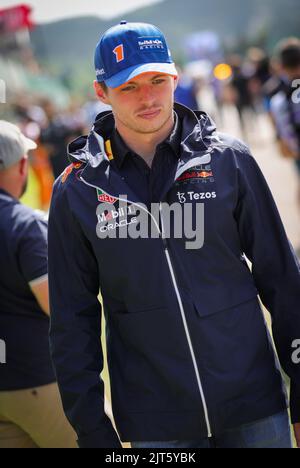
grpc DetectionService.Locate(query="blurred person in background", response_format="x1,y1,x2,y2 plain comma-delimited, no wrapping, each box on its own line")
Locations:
245,48,271,113
13,99,54,210
269,38,300,255
174,66,199,111
82,93,112,129
228,54,254,136
263,57,287,110
40,99,84,180
0,121,77,448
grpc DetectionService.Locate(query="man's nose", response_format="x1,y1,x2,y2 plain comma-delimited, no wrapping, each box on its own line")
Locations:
139,85,156,102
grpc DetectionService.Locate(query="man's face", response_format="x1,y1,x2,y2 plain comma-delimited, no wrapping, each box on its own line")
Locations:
97,72,177,135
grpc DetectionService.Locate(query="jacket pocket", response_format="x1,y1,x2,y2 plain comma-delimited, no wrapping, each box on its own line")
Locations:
192,291,259,319
124,305,166,315
108,307,202,412
111,307,180,350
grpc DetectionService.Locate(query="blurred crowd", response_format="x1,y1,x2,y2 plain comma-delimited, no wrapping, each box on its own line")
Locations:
0,94,111,209
0,37,299,216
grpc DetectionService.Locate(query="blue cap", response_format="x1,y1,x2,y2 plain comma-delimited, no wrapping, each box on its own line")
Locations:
94,22,178,88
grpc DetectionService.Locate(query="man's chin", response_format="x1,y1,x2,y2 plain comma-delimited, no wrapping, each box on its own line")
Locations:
135,117,172,135
136,125,164,135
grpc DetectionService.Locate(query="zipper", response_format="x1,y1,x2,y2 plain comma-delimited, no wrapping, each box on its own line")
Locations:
80,175,213,438
159,202,212,438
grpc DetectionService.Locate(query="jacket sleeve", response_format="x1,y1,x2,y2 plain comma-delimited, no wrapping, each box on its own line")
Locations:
233,148,300,423
48,178,122,448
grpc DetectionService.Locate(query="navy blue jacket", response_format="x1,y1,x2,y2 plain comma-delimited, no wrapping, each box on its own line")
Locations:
48,103,300,448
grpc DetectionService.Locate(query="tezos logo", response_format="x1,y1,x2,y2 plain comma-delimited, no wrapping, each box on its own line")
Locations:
177,191,217,204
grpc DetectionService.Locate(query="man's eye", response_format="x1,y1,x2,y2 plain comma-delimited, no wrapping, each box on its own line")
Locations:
153,79,165,85
121,86,134,92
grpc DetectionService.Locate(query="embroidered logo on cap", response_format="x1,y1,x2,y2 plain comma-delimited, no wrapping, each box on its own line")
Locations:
113,44,124,63
96,68,105,77
138,37,165,51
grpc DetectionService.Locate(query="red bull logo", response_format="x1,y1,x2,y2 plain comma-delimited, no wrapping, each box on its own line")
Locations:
62,162,83,183
177,170,213,182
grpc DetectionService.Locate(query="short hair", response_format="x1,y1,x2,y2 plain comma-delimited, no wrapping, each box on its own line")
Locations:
276,38,300,69
99,82,108,93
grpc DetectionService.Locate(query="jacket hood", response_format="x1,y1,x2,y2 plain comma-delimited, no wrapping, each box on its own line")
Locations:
68,102,218,167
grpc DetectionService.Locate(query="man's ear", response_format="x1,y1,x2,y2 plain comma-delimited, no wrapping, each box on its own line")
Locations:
19,156,28,176
94,81,111,105
173,75,179,91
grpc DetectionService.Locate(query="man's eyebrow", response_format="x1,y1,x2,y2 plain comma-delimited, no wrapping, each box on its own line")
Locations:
125,74,167,85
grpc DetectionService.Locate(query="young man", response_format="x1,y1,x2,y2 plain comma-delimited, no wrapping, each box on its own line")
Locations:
48,22,300,448
270,38,300,256
0,121,76,448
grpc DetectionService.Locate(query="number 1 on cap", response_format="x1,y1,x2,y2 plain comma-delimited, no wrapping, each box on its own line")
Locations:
113,44,124,63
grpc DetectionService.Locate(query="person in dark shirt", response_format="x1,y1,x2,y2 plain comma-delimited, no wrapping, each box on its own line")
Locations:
0,121,76,448
270,38,300,257
270,38,300,170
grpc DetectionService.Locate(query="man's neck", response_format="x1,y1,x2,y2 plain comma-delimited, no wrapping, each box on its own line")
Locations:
0,180,18,199
116,114,175,167
0,187,14,199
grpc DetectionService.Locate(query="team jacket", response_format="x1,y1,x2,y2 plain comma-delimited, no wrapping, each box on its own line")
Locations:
48,103,300,448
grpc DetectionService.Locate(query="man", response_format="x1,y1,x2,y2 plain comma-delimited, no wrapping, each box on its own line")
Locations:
269,38,300,256
270,38,300,167
0,121,76,448
48,22,300,448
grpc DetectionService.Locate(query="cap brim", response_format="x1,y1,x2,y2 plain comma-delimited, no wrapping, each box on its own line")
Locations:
105,62,178,89
22,135,37,152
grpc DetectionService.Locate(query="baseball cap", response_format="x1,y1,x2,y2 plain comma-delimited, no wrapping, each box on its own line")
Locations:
0,121,37,170
94,21,178,88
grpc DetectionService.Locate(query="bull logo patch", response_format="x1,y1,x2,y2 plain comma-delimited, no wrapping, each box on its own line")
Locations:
175,164,214,186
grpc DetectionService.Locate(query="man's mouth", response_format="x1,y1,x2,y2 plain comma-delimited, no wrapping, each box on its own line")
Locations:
137,109,161,119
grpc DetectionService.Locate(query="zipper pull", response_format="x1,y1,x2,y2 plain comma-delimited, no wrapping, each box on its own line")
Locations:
160,234,168,250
